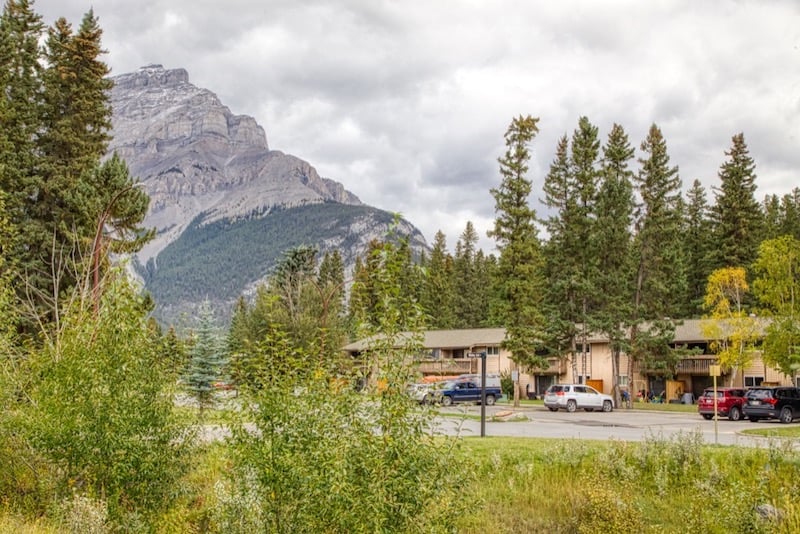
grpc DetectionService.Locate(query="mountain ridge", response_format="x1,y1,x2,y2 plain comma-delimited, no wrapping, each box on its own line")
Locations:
108,65,427,324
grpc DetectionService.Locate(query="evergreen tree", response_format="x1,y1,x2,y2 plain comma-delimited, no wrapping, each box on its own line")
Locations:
628,124,685,381
541,117,602,381
452,222,486,328
632,123,686,320
421,230,455,329
763,189,800,240
0,0,45,299
184,301,227,414
0,4,151,330
709,133,764,270
541,134,578,357
593,123,635,397
488,115,546,405
684,179,715,316
473,249,496,327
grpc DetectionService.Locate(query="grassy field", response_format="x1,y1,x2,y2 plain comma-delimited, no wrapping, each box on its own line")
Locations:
5,405,800,532
454,434,800,533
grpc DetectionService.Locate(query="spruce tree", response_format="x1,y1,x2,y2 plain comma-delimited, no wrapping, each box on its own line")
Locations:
0,0,45,298
763,189,800,241
421,230,455,329
541,117,602,381
488,115,546,405
709,133,764,270
628,124,685,381
452,221,486,328
684,179,714,316
632,123,687,320
541,135,578,356
184,301,227,414
593,123,635,396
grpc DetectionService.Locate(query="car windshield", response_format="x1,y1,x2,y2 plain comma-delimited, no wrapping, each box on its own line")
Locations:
547,385,565,393
746,389,773,400
703,390,723,398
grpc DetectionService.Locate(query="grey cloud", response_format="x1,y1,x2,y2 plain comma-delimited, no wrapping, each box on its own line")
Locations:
32,0,800,250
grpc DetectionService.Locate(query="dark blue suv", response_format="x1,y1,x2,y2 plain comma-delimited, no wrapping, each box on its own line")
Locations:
742,386,800,424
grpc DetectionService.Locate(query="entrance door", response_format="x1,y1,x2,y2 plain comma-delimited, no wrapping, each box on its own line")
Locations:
536,375,555,397
649,378,666,399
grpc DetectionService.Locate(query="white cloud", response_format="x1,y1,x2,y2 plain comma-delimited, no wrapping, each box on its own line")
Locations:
35,0,800,254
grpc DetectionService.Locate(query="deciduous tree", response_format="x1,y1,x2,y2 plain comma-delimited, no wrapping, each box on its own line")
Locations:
701,267,759,385
752,236,800,376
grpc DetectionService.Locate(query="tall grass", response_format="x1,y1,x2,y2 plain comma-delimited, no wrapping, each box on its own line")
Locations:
3,433,800,532
455,433,800,533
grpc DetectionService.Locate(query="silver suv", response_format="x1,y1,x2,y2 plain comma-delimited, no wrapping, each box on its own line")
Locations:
544,384,614,413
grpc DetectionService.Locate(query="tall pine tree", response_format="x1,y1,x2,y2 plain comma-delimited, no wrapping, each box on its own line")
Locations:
593,123,635,397
628,124,685,382
710,133,764,270
489,115,546,405
684,179,715,316
421,230,455,329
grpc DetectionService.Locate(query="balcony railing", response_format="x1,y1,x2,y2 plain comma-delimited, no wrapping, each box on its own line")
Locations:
416,358,474,375
633,356,718,376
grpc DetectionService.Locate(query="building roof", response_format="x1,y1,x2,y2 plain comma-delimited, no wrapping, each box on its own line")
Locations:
342,318,771,353
342,328,506,353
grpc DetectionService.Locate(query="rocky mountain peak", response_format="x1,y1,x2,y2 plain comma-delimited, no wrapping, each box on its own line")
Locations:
109,65,363,264
112,64,190,90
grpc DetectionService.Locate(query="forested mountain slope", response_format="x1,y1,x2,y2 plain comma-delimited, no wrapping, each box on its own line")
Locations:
108,65,427,324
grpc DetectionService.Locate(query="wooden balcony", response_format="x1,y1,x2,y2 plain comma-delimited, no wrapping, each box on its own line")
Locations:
416,358,474,375
634,356,718,376
676,357,718,375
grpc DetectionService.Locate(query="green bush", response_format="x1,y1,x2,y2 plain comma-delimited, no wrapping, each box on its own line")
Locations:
18,275,193,530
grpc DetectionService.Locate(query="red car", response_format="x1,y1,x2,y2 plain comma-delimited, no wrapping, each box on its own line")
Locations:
697,387,747,421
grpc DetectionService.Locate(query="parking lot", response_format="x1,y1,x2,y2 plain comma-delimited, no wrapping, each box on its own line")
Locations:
433,404,797,447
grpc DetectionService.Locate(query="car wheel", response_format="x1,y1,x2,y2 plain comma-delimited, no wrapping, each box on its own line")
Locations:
602,400,613,413
485,394,496,406
749,416,760,422
728,406,741,421
441,395,453,407
547,406,558,412
702,414,713,420
779,406,793,424
566,400,577,413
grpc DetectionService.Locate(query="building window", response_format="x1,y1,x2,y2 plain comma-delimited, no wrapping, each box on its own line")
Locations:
744,376,763,387
618,375,629,387
486,346,499,356
575,343,591,354
430,348,440,359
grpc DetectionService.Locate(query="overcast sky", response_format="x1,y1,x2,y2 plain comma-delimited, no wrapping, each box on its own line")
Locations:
35,0,800,252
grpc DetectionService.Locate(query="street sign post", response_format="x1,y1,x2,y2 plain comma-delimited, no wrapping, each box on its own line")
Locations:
710,364,721,444
467,352,488,436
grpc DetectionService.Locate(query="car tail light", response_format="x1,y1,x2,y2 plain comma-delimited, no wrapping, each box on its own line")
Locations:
765,397,778,406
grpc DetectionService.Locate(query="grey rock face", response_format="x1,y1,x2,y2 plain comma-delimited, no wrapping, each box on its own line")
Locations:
109,64,363,264
108,65,428,324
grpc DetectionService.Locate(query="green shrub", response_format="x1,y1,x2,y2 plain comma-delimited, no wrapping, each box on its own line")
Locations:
19,275,193,530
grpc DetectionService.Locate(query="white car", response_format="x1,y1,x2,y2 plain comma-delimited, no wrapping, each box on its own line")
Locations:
544,384,614,413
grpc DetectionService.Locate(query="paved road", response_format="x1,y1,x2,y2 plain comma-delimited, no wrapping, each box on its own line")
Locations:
432,404,799,447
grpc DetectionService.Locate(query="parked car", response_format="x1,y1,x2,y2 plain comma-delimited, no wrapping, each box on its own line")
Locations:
438,379,502,406
697,387,747,421
543,384,614,413
406,383,441,405
742,386,800,423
